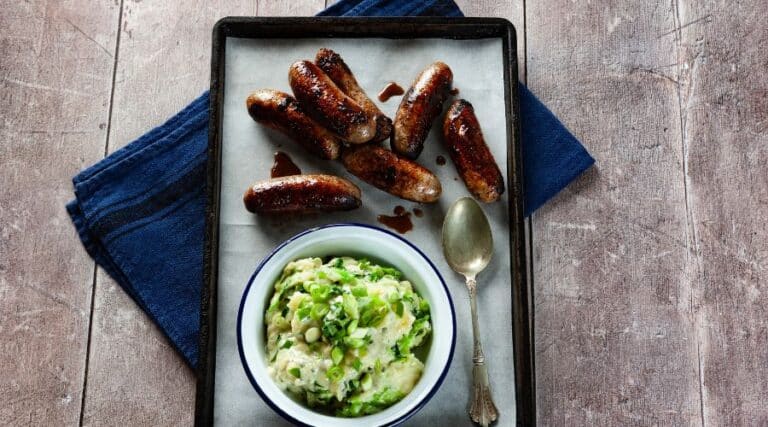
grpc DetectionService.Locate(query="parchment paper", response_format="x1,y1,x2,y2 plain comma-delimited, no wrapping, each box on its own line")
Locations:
215,37,515,426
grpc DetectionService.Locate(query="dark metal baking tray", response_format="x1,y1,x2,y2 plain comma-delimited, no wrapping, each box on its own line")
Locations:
196,16,534,426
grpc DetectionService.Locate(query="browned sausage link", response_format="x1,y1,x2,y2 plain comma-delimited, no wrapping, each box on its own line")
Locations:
243,174,362,214
315,48,393,143
392,61,453,159
341,145,442,203
443,99,505,203
288,60,376,144
246,89,340,160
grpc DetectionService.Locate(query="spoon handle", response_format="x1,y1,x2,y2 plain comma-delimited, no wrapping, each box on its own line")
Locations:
467,278,499,427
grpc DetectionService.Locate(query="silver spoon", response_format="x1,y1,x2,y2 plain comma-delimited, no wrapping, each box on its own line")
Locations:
442,197,499,427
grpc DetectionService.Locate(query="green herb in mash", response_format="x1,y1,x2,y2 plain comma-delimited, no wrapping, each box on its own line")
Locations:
264,256,432,417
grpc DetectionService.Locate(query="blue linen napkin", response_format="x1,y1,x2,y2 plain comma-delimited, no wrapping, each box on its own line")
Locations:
67,0,594,368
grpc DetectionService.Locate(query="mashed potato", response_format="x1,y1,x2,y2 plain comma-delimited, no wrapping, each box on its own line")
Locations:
264,256,432,417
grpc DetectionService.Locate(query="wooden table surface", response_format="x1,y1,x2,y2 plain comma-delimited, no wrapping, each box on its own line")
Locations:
2,0,766,425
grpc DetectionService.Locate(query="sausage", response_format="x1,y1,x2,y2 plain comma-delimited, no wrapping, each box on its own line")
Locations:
246,89,340,160
341,145,441,203
243,174,362,214
288,60,376,144
443,99,505,203
391,61,453,159
315,48,392,143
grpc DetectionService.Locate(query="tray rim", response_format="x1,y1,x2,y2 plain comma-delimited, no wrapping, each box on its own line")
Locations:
196,16,534,427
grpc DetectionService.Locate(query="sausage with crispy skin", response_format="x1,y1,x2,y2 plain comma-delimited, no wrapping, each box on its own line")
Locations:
315,48,392,143
246,89,340,160
391,61,453,159
288,60,376,144
443,99,505,203
243,175,362,214
341,145,441,203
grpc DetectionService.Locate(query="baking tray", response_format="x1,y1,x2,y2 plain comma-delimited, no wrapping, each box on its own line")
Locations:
196,17,534,426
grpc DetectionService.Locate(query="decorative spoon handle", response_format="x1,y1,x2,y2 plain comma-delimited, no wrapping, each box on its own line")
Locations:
467,278,499,426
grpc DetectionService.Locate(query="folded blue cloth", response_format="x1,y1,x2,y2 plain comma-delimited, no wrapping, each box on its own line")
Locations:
67,0,594,367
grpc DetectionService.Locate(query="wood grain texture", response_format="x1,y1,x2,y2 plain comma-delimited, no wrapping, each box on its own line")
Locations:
260,0,325,16
79,1,256,425
676,0,768,424
0,0,118,425
526,0,704,424
2,0,763,425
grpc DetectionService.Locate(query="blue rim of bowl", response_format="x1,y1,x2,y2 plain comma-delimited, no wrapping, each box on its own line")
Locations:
236,223,457,427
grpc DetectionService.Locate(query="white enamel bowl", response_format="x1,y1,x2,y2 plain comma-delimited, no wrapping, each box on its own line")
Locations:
237,223,456,427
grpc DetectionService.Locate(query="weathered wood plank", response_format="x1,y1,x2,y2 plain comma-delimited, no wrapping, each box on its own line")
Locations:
0,0,118,425
675,0,768,424
79,1,256,425
260,0,325,16
526,1,704,424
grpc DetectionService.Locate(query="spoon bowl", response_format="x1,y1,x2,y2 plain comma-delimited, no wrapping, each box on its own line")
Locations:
442,197,494,278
